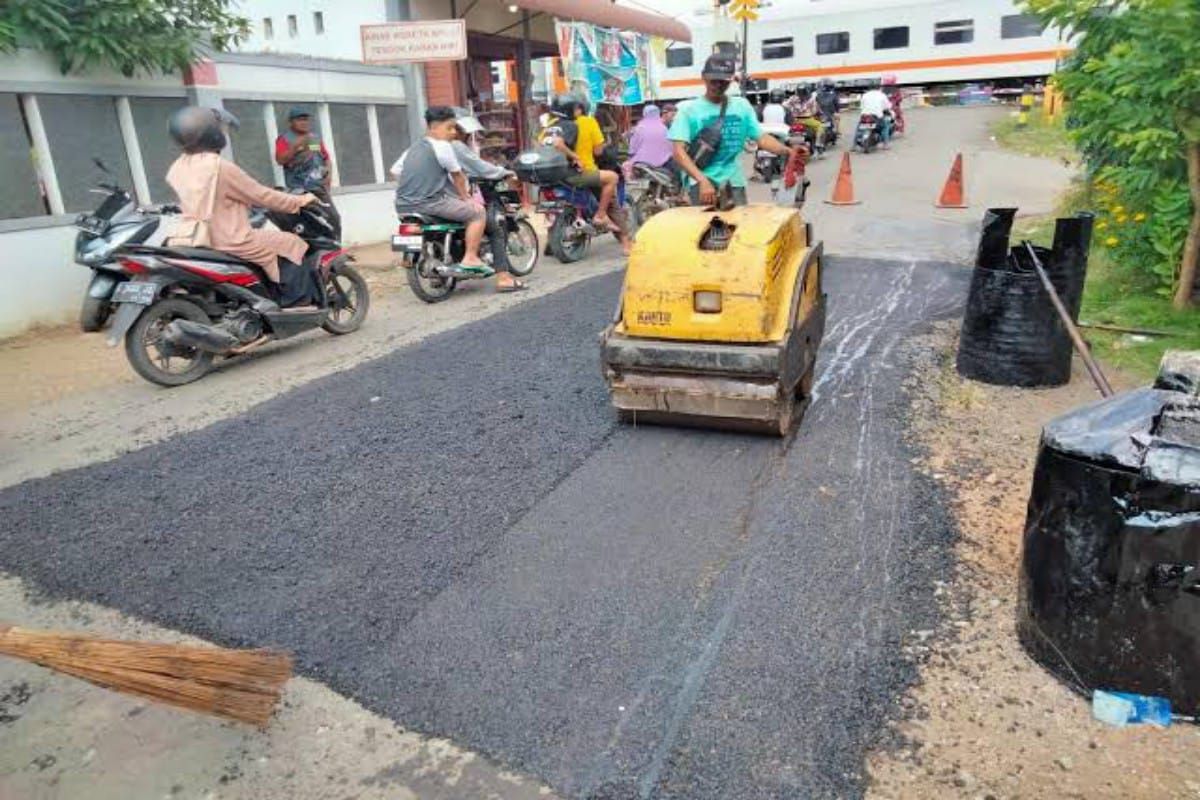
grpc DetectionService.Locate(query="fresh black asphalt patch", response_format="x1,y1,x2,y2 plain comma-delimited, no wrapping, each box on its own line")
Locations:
1,258,969,798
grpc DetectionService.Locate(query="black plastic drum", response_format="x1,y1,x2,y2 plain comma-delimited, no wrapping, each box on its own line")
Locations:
956,208,1094,387
1018,388,1200,710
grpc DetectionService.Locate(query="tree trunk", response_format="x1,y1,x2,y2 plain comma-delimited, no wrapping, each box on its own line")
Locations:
1174,141,1200,309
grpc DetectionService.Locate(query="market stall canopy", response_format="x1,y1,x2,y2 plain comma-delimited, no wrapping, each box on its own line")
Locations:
509,0,692,42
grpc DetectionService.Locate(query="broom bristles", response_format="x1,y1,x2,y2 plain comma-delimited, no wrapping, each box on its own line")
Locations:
0,626,292,726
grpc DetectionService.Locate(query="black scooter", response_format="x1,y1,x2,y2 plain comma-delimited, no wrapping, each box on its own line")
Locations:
106,197,369,386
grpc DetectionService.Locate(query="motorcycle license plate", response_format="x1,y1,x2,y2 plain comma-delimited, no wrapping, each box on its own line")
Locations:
111,281,157,305
391,234,423,252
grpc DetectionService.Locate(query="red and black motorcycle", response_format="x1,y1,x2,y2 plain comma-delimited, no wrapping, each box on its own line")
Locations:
104,197,369,386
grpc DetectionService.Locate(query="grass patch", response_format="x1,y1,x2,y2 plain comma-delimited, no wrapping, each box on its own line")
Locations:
991,108,1076,163
1012,204,1200,380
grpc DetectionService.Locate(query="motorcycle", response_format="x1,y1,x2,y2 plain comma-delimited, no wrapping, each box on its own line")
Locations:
75,159,178,332
788,118,831,159
854,113,885,154
627,162,686,228
395,176,539,303
754,130,790,194
104,196,369,387
538,181,630,264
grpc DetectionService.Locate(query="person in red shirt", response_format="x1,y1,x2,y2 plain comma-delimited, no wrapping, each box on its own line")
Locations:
274,108,341,240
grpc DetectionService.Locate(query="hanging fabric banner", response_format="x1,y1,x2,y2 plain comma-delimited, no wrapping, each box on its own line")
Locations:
555,21,653,106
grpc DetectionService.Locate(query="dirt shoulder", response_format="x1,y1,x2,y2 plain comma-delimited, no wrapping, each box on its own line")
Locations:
867,322,1200,799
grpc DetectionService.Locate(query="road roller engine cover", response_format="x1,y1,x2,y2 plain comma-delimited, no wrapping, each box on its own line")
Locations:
600,203,827,435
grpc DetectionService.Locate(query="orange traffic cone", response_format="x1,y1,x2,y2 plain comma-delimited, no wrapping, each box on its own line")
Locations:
936,153,968,208
824,152,861,206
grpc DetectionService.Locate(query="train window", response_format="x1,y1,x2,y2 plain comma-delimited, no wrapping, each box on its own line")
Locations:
666,46,694,68
934,19,974,45
1001,13,1045,38
815,32,850,55
873,26,909,50
762,37,794,60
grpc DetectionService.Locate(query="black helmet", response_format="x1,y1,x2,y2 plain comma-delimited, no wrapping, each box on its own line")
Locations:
169,106,240,153
551,93,587,119
769,88,785,103
820,77,835,90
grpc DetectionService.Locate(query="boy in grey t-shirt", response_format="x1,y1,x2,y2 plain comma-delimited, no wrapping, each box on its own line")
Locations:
393,106,490,276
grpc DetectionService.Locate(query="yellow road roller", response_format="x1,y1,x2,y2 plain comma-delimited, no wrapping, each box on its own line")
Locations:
600,202,826,436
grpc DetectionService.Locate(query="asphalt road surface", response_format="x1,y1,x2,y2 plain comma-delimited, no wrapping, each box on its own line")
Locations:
1,255,968,798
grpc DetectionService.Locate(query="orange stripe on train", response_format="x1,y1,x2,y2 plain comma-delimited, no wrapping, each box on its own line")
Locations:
659,48,1070,88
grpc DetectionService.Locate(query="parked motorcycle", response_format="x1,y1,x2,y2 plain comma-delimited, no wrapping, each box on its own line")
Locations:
395,176,539,303
628,162,686,228
75,159,178,332
105,196,368,386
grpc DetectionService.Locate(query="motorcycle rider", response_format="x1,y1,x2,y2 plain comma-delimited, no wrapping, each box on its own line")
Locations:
669,53,800,206
815,78,841,136
541,95,623,235
393,106,495,279
165,106,323,307
882,74,905,135
785,83,826,144
858,79,895,148
762,88,792,135
540,95,631,254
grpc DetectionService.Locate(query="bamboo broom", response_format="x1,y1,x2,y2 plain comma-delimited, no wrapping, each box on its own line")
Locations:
0,623,292,727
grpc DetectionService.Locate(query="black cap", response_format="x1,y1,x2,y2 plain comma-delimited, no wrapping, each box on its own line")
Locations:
424,105,457,124
287,107,312,120
701,54,736,81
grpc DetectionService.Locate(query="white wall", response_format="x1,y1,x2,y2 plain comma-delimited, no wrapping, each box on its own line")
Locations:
1,225,86,337
236,0,388,61
335,188,397,246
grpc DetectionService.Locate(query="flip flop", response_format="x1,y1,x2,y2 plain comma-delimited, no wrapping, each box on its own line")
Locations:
444,263,495,278
496,279,529,293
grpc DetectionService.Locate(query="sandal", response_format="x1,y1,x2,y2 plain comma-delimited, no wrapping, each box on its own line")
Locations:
445,263,495,278
496,279,529,293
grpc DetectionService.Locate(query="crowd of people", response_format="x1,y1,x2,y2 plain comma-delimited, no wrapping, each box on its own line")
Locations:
156,60,906,305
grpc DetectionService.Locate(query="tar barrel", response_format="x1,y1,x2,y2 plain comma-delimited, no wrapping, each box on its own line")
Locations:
956,208,1093,387
1017,384,1200,711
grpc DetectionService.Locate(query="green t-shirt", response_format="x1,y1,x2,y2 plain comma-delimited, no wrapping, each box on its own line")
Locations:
667,95,761,188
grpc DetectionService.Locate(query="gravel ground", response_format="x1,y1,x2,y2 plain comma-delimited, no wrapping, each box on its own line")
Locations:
1,255,969,798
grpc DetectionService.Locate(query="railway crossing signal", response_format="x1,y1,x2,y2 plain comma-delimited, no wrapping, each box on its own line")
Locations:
729,0,758,22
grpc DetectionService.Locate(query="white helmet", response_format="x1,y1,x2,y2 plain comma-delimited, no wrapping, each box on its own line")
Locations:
452,107,484,135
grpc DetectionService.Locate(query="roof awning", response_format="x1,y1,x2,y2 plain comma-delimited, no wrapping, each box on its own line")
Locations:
511,0,691,42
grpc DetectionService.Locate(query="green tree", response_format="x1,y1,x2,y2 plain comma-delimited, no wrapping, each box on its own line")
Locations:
0,0,249,77
1027,0,1200,308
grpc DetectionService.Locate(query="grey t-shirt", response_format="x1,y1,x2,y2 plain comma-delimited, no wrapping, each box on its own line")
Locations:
393,136,462,209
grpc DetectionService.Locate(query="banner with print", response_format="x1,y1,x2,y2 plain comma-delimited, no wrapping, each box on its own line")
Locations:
555,21,653,106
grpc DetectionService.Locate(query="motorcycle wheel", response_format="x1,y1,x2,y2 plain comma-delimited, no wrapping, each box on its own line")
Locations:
80,295,110,333
549,211,590,264
322,263,370,334
632,189,664,229
124,298,214,387
505,219,540,278
407,243,458,303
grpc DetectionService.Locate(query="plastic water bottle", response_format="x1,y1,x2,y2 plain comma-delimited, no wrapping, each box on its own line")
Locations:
1092,690,1173,727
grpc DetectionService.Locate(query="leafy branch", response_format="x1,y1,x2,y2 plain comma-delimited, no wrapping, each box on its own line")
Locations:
0,0,250,76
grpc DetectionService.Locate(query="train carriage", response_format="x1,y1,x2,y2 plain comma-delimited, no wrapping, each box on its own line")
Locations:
656,0,1070,98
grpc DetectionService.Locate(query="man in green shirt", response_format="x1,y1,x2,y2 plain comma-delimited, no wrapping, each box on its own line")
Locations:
668,54,798,206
